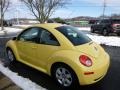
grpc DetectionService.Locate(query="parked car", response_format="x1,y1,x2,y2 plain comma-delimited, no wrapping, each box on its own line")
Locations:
0,20,12,27
6,23,110,89
89,19,98,24
91,19,120,36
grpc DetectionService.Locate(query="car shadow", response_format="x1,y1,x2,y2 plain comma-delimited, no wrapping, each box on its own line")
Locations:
8,61,106,90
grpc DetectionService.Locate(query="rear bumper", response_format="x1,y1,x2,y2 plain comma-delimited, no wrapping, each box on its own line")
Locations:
77,53,110,85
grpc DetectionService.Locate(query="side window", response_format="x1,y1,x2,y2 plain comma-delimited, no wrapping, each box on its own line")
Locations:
40,30,59,46
18,27,39,43
101,20,110,24
103,20,109,24
97,21,101,24
101,20,104,24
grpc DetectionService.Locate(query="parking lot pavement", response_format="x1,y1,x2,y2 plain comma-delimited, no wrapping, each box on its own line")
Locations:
0,72,21,90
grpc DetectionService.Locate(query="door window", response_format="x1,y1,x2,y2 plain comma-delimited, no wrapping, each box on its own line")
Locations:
40,30,59,46
18,27,39,43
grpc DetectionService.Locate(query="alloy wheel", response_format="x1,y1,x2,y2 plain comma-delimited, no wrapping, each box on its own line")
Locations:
55,67,73,87
7,50,14,62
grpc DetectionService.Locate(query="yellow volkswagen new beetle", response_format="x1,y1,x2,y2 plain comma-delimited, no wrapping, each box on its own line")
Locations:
6,23,110,89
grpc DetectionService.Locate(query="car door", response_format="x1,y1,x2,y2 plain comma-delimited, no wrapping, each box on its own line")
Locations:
36,28,60,70
16,27,40,64
95,20,102,30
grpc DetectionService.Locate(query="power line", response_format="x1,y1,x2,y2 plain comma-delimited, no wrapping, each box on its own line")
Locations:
65,5,120,7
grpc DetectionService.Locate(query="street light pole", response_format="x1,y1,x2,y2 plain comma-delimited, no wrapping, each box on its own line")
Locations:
103,0,106,19
0,0,4,30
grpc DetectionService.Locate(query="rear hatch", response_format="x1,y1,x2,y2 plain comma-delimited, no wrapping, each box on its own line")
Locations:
75,41,103,58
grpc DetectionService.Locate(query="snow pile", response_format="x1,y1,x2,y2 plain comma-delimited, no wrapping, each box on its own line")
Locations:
0,27,22,34
78,27,120,47
87,34,120,47
14,25,32,28
0,62,46,90
78,27,90,31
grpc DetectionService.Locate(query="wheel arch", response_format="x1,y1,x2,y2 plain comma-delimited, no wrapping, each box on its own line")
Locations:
51,62,75,75
50,62,80,85
6,41,20,61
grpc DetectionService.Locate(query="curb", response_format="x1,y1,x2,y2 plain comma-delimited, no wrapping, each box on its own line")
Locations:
0,62,21,90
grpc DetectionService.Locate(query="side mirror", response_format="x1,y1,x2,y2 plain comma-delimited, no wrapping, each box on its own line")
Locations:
12,37,17,40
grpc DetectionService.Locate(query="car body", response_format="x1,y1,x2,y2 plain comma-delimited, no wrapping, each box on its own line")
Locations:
6,23,110,88
91,19,120,36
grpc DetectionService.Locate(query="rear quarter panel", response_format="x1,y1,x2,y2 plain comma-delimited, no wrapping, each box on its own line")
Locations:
46,50,84,78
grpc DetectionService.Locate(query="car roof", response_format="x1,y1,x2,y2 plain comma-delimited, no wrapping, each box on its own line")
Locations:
32,23,63,30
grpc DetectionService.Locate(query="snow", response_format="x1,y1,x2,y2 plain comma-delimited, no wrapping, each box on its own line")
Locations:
78,27,90,31
0,27,22,35
13,25,31,28
87,35,120,47
29,21,39,24
78,27,120,47
0,62,46,90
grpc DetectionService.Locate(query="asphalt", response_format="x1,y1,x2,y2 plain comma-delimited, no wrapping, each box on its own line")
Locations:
0,37,120,90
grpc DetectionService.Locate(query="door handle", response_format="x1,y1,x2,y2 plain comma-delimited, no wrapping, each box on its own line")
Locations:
32,47,37,49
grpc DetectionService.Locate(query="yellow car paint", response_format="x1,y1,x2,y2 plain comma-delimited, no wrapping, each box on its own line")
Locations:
6,23,110,85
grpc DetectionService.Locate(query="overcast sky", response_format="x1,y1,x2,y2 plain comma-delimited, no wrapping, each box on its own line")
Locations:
4,0,120,19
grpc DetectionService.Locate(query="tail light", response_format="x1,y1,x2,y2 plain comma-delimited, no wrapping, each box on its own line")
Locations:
79,55,92,67
112,24,117,28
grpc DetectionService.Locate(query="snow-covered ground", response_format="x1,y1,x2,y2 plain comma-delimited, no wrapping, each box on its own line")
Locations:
0,61,46,90
78,27,120,47
78,27,90,31
0,27,22,35
88,35,120,46
13,24,31,28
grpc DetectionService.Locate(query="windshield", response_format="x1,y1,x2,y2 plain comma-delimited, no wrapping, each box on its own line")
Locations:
56,26,91,46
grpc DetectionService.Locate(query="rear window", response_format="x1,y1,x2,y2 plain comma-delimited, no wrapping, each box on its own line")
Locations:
56,26,91,46
112,20,120,23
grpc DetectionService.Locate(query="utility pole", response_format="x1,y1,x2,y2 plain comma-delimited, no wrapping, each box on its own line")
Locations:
103,0,106,19
16,10,19,25
0,0,4,30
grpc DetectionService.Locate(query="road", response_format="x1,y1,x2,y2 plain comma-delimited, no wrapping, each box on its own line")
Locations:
0,37,120,90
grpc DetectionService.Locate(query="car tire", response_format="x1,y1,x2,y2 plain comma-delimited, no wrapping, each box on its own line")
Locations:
103,29,109,36
117,33,120,36
91,28,95,33
51,63,79,89
6,48,16,63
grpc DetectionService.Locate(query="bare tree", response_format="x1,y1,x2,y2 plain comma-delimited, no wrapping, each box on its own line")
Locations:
20,0,67,23
0,0,10,30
